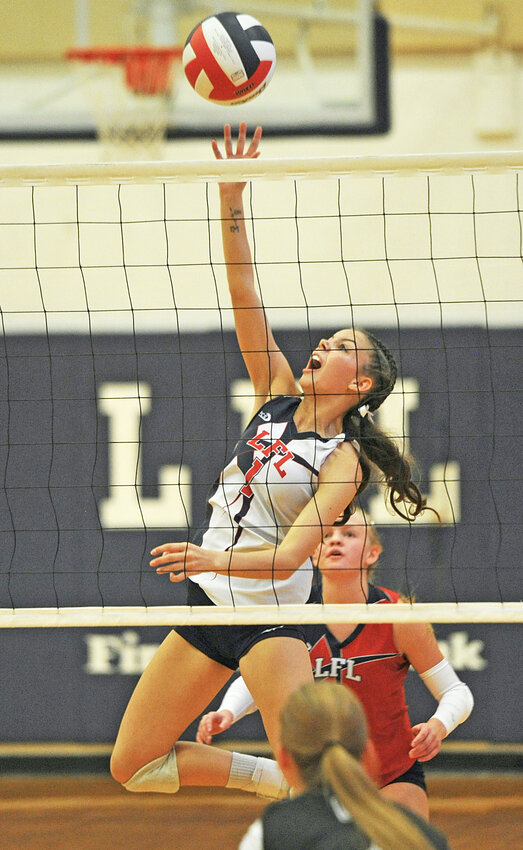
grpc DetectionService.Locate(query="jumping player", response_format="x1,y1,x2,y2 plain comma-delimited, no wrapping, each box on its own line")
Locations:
110,124,434,801
197,510,473,818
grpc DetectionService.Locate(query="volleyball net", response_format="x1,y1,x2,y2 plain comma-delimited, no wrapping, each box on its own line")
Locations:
0,152,521,627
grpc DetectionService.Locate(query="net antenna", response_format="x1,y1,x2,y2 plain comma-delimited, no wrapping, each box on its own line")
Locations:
66,46,183,159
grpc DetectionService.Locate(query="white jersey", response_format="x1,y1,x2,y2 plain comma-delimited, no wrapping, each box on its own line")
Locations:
191,396,353,606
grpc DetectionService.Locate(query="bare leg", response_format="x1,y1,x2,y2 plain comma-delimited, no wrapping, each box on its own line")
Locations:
111,630,232,785
380,781,430,820
240,636,313,758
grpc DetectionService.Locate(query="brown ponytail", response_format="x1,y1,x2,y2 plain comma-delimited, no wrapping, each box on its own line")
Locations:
280,682,435,850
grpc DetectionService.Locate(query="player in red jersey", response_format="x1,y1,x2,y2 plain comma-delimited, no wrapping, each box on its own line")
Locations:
197,509,473,819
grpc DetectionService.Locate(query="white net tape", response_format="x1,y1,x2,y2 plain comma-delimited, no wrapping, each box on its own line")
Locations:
1,150,521,185
0,602,521,628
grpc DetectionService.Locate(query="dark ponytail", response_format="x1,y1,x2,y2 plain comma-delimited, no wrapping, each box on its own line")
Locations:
339,330,433,524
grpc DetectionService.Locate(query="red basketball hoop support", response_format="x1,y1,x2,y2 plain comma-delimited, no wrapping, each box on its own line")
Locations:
66,46,183,158
67,46,182,95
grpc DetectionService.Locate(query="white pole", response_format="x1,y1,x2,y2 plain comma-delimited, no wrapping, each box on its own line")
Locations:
74,0,90,46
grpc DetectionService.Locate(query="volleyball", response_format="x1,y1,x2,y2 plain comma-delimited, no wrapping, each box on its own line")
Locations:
183,12,276,105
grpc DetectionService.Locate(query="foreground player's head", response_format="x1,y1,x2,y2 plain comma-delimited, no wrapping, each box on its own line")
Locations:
279,681,367,785
277,682,435,850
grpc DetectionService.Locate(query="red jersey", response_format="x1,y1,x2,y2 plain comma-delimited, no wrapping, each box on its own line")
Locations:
305,584,414,786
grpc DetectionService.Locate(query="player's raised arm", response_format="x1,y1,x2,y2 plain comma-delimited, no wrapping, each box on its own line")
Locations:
212,123,299,410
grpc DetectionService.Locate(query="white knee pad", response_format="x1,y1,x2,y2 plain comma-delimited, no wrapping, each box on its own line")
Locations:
123,747,180,794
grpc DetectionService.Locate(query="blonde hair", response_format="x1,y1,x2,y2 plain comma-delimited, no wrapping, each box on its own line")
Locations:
345,507,382,550
280,682,434,850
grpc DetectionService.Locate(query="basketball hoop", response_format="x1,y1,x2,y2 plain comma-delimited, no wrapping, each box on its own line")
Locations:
67,46,182,160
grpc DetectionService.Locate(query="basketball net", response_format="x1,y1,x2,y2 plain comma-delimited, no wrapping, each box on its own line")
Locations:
67,47,182,160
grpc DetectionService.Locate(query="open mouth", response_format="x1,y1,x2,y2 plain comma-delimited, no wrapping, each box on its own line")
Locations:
306,354,322,371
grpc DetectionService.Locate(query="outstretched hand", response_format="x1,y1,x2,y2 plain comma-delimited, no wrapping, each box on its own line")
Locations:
212,121,262,161
150,542,225,583
212,122,262,192
409,718,446,762
196,709,235,745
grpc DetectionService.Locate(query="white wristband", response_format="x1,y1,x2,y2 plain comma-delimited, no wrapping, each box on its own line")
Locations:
219,675,257,724
420,658,474,735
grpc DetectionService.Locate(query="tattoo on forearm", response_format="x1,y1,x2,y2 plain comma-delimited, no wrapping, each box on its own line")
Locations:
229,206,242,233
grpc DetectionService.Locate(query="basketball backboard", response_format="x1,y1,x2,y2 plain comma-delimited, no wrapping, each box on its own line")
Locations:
0,0,389,140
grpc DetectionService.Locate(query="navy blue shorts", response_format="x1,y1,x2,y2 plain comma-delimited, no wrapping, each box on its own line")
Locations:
385,760,426,792
174,580,307,671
